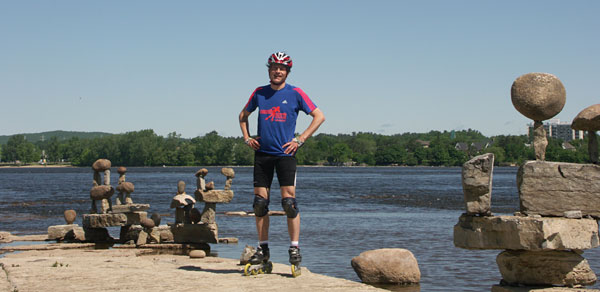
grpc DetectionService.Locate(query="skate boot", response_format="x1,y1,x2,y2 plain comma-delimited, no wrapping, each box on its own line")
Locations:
243,246,273,276
288,246,302,277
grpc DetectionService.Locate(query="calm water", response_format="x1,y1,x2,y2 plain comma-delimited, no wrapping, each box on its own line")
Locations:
1,166,599,291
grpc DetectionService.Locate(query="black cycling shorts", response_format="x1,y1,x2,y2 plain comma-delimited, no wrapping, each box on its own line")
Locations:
253,151,297,188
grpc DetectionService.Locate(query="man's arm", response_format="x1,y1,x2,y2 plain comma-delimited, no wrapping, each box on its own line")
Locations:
239,109,260,150
283,108,325,154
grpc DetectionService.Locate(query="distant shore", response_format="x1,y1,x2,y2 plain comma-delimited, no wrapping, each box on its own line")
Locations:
0,164,73,168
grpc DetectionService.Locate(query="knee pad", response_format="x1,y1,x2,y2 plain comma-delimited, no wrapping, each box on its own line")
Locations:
281,197,299,218
253,196,270,217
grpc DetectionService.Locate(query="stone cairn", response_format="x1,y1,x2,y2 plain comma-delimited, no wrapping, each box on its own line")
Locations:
454,73,600,291
82,159,152,243
168,168,235,245
90,159,114,214
115,166,135,205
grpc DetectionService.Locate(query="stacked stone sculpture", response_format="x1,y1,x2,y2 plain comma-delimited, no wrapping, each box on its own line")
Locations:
115,166,135,205
511,72,566,161
168,168,235,244
90,159,114,214
454,74,600,291
47,209,85,242
572,104,600,164
170,181,196,224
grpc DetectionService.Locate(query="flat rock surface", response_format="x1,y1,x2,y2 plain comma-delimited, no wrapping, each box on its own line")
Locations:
0,248,383,292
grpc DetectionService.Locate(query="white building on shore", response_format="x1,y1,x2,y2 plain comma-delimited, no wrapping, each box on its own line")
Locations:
527,119,585,142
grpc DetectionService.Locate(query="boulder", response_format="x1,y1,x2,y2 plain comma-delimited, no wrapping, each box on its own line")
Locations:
64,209,77,224
453,214,599,251
171,223,218,244
497,250,597,287
195,190,234,203
511,72,566,121
572,104,600,131
170,193,196,208
117,166,127,175
90,185,115,200
83,213,127,228
189,250,206,258
221,167,235,178
462,153,494,215
92,159,111,172
351,248,420,284
518,161,600,218
47,224,84,241
116,182,135,193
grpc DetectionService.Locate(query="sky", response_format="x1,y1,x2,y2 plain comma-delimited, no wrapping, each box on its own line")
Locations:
1,1,598,139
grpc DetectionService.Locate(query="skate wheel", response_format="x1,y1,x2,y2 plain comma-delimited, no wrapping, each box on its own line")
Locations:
243,263,252,276
291,264,301,277
265,261,273,274
251,268,258,275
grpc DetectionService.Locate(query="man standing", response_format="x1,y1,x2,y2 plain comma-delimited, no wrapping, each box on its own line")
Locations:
238,52,325,275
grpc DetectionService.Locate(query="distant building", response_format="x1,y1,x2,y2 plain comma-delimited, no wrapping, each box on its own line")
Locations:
415,139,430,148
527,119,585,142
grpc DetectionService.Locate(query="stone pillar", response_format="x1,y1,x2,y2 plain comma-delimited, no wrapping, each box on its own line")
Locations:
201,203,216,224
589,131,598,164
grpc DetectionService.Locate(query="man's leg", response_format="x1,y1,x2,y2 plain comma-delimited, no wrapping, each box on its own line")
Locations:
281,186,300,242
254,187,270,242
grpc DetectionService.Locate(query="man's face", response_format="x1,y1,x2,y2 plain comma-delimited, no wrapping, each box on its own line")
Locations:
269,64,289,86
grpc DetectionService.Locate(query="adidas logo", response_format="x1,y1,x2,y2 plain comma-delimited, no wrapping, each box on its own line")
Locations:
282,100,288,104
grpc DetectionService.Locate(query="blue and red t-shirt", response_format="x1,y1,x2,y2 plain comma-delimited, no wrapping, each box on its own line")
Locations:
244,84,317,156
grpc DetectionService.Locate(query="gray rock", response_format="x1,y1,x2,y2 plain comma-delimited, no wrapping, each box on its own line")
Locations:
497,250,597,286
137,230,148,245
351,248,420,284
462,153,494,215
240,245,255,265
92,159,111,172
190,208,202,224
83,213,127,228
64,209,76,224
572,104,600,131
189,250,206,258
532,120,548,161
151,213,161,226
511,72,566,121
453,214,599,251
518,161,600,218
47,224,84,241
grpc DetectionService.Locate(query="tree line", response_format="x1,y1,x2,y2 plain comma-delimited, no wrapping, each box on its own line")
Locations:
0,129,595,167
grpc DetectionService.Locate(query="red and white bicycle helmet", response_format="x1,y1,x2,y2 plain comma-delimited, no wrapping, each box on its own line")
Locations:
267,52,293,69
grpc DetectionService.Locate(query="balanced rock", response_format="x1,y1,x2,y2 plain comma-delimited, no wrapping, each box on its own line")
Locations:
116,181,134,193
177,180,186,194
518,161,600,218
351,248,420,284
462,153,494,215
572,104,600,131
221,167,235,178
205,181,214,190
64,209,77,224
454,214,599,251
511,72,566,121
140,218,155,229
47,224,85,241
83,213,127,228
497,250,597,287
92,159,111,172
151,213,161,226
189,249,206,258
195,168,208,177
117,166,127,174
195,190,234,203
90,185,115,200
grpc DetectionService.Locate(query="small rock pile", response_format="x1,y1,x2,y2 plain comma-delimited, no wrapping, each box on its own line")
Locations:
454,73,600,291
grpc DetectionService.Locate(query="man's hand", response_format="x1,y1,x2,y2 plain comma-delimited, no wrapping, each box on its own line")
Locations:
283,137,303,155
246,137,260,150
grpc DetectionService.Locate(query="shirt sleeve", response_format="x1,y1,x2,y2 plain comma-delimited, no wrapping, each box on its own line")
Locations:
244,87,261,112
293,87,317,114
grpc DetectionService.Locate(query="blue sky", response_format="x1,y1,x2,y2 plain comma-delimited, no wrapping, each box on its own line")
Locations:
1,1,598,138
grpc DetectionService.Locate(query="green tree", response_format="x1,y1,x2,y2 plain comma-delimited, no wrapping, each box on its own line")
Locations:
2,135,39,163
